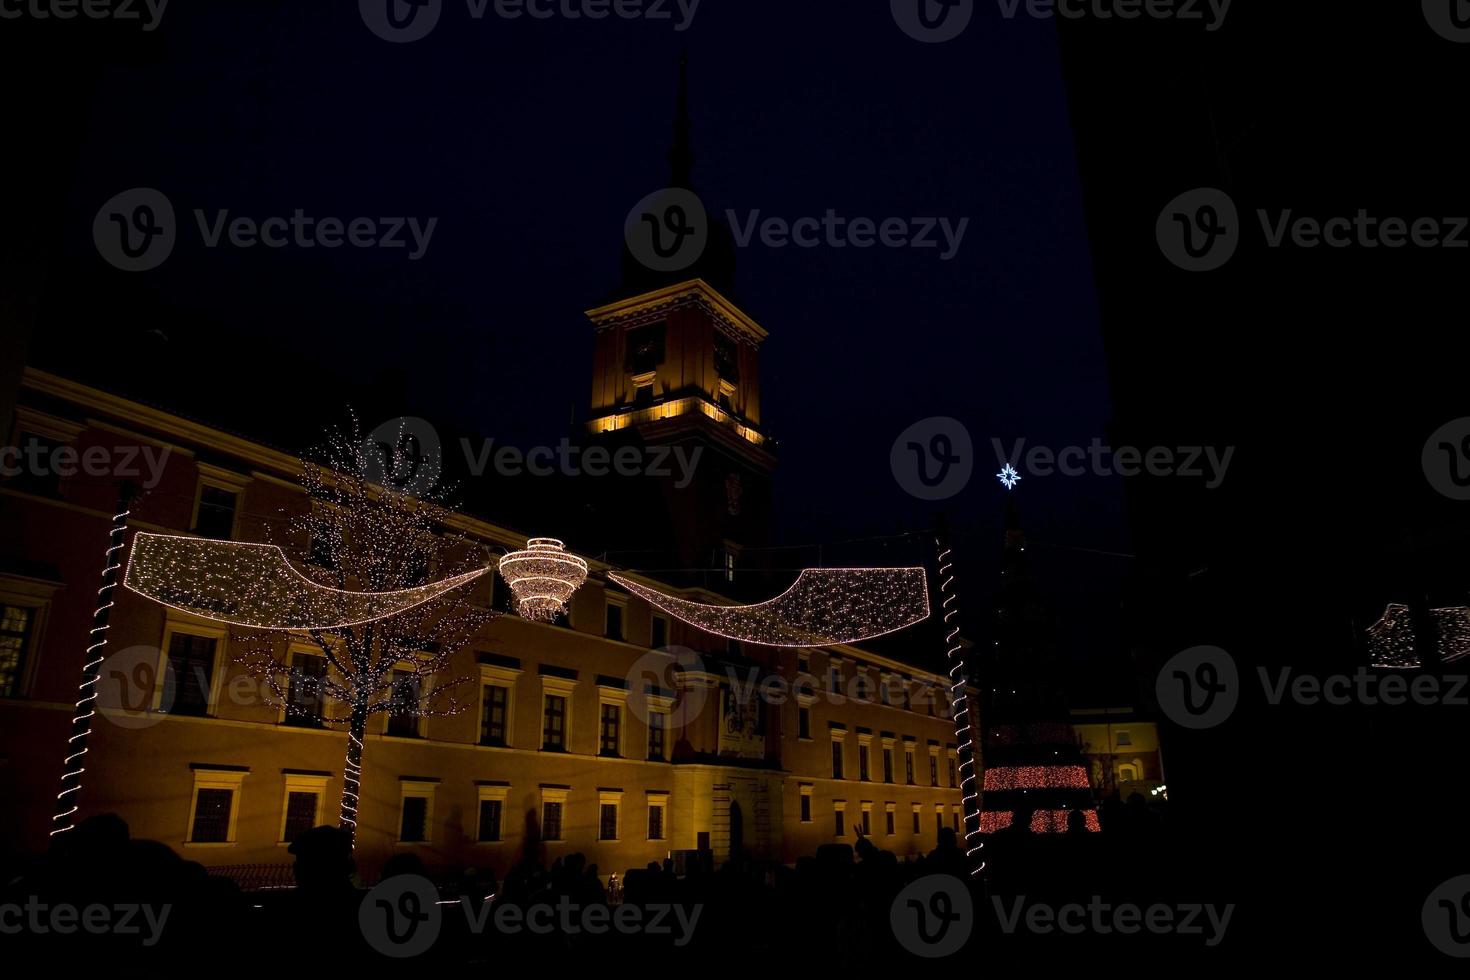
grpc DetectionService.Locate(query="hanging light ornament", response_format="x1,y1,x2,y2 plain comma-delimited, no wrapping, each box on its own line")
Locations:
497,538,588,621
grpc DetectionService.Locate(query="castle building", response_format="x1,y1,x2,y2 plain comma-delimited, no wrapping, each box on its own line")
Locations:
0,77,966,880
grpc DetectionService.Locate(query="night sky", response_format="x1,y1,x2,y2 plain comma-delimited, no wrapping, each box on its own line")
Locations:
34,1,1125,688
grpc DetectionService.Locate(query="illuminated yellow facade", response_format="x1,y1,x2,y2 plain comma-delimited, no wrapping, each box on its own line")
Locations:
0,368,965,880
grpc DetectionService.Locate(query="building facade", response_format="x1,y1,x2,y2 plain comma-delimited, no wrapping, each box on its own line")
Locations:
0,282,964,882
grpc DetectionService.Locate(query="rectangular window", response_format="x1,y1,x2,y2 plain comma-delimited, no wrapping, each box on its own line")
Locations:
798,706,810,739
952,809,960,832
542,801,563,841
599,803,619,840
860,806,872,835
0,604,34,698
400,796,429,842
859,745,870,782
543,694,567,750
190,788,234,843
285,653,328,727
648,710,666,761
386,671,420,737
948,756,957,788
827,666,840,693
600,703,622,756
834,808,845,837
194,485,238,540
885,807,896,835
478,799,503,842
648,803,666,840
912,806,921,834
930,754,939,787
883,748,894,784
162,632,216,717
831,741,844,780
800,793,811,823
651,615,668,649
1117,730,1133,746
605,602,623,641
481,684,509,746
282,791,318,844
936,810,944,835
905,748,915,785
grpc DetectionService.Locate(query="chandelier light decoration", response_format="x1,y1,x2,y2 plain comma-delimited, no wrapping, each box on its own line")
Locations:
122,532,490,629
607,567,929,647
497,538,589,621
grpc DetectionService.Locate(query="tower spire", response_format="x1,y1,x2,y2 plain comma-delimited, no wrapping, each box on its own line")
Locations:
667,51,694,189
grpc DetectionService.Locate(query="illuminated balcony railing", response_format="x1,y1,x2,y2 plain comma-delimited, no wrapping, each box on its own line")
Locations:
589,396,765,446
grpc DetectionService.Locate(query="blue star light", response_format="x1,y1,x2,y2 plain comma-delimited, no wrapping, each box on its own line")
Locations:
997,463,1021,490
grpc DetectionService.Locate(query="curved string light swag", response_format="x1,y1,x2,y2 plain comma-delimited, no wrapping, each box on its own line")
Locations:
607,567,929,647
122,532,490,629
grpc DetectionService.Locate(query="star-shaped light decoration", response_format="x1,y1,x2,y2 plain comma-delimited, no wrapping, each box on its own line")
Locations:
997,463,1021,490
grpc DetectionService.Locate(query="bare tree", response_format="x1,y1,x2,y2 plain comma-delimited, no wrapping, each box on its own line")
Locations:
234,417,495,839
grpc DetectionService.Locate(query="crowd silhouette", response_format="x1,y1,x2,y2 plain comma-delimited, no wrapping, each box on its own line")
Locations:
3,790,1188,965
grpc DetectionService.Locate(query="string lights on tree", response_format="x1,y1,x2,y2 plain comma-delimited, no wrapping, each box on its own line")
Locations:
124,416,495,841
607,567,929,647
1365,602,1419,669
496,538,589,622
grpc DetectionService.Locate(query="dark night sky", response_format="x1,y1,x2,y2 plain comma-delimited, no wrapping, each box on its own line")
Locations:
35,1,1126,688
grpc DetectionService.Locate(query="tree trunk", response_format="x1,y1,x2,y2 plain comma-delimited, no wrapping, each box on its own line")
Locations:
339,704,369,842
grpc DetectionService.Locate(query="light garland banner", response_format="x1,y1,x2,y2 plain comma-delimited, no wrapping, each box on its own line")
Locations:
1365,602,1419,669
496,538,589,621
606,567,929,647
122,532,490,629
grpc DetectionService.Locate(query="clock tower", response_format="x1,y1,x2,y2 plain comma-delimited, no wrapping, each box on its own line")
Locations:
585,59,775,591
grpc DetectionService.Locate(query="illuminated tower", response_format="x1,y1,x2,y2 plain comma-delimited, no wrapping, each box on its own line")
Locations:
584,58,776,590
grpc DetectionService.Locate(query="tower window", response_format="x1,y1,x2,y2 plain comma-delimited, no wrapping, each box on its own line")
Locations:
625,323,666,374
